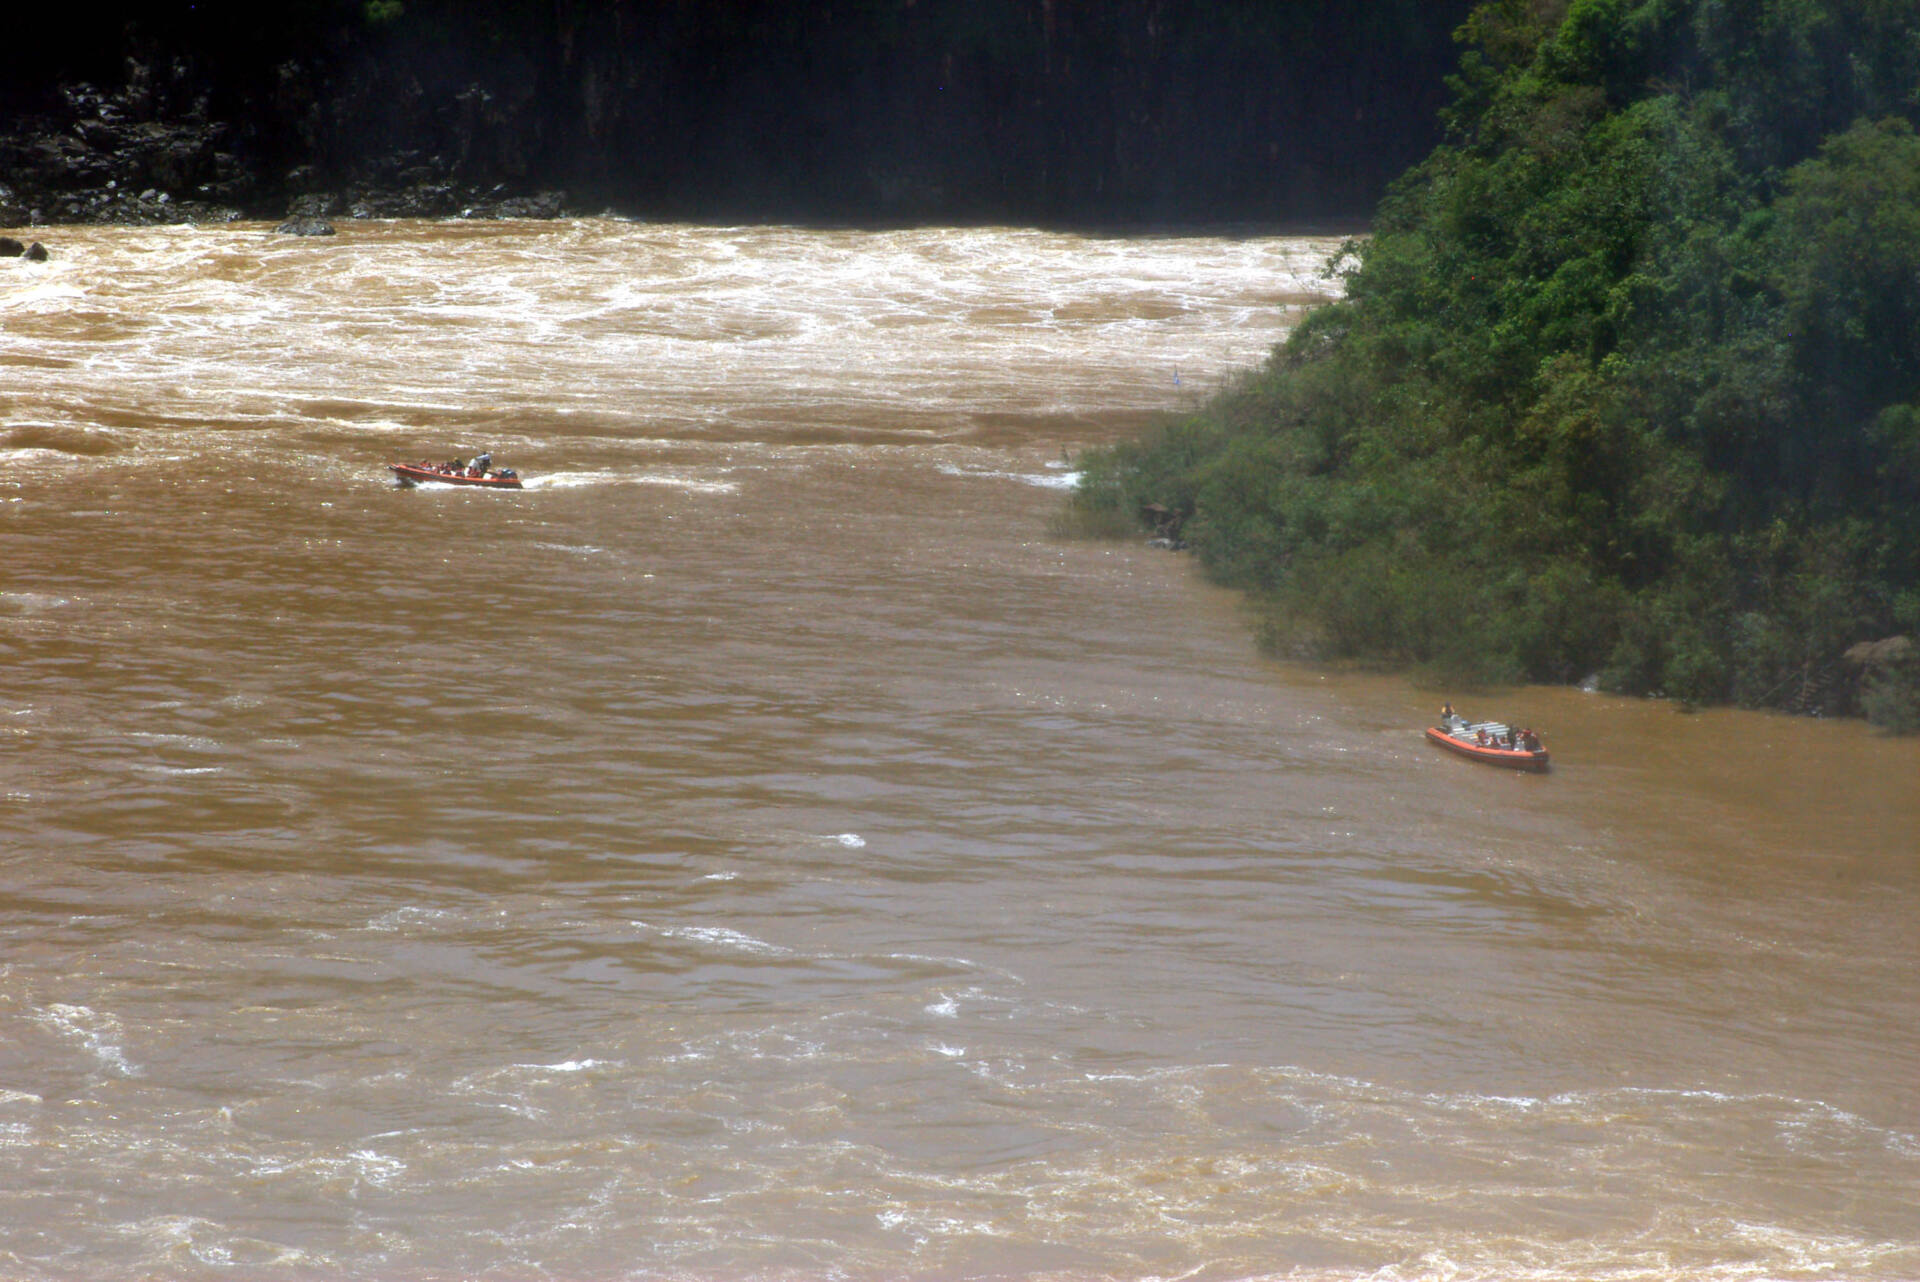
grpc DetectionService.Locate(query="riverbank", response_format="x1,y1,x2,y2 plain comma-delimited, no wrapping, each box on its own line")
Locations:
1071,0,1920,735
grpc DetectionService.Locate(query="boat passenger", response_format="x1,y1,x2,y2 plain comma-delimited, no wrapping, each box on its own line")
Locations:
1475,728,1490,745
471,452,492,477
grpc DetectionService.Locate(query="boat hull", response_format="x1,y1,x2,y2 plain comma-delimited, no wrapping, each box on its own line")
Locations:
1425,725,1550,772
389,463,523,490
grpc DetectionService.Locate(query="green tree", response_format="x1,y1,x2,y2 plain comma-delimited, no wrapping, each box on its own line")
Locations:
1074,0,1920,727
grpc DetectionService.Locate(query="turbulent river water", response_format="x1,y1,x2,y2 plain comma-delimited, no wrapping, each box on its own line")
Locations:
2,220,1917,1282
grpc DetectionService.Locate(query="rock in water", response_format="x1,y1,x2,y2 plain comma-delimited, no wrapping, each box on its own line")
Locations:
24,242,47,261
492,191,566,219
0,237,23,257
274,216,336,236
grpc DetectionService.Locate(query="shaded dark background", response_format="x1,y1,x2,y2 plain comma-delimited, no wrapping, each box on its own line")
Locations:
1,0,1478,223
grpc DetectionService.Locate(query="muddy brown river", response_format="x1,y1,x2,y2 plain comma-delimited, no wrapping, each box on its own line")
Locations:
2,220,1916,1280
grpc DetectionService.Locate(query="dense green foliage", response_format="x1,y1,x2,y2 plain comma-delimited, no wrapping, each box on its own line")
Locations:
1077,0,1920,727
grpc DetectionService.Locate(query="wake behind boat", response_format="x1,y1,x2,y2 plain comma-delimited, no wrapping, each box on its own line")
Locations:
390,455,522,489
1426,707,1550,772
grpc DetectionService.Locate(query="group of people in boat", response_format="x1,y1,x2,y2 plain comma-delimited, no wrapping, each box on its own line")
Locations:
1478,724,1542,752
411,451,511,480
1439,702,1542,753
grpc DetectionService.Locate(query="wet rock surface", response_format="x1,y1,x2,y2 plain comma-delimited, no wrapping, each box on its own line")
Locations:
0,61,570,230
273,216,336,236
0,76,252,227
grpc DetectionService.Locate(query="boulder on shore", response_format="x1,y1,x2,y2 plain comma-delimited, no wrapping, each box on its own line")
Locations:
1845,636,1916,668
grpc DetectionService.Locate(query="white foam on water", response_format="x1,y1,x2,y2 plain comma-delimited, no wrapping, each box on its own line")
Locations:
833,832,866,848
342,1148,408,1191
513,470,609,489
627,472,740,494
935,461,1083,490
628,920,794,957
5,221,1343,475
39,1003,140,1077
514,1058,614,1074
670,924,792,956
364,905,461,932
0,443,86,466
321,416,424,434
124,730,220,751
519,469,738,494
874,1207,1006,1244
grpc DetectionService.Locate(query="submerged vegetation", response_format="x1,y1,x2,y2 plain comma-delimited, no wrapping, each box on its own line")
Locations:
1075,0,1920,729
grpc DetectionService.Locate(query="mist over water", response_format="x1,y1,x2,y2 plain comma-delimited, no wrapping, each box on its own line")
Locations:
2,220,1917,1281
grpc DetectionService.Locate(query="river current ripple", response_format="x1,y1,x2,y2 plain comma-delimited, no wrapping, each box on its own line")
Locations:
2,220,1917,1281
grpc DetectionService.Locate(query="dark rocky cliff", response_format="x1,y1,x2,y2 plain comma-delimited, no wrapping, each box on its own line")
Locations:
1,0,1476,226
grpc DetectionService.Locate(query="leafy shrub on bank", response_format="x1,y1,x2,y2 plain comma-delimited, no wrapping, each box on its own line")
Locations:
1863,657,1920,734
1071,0,1920,729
